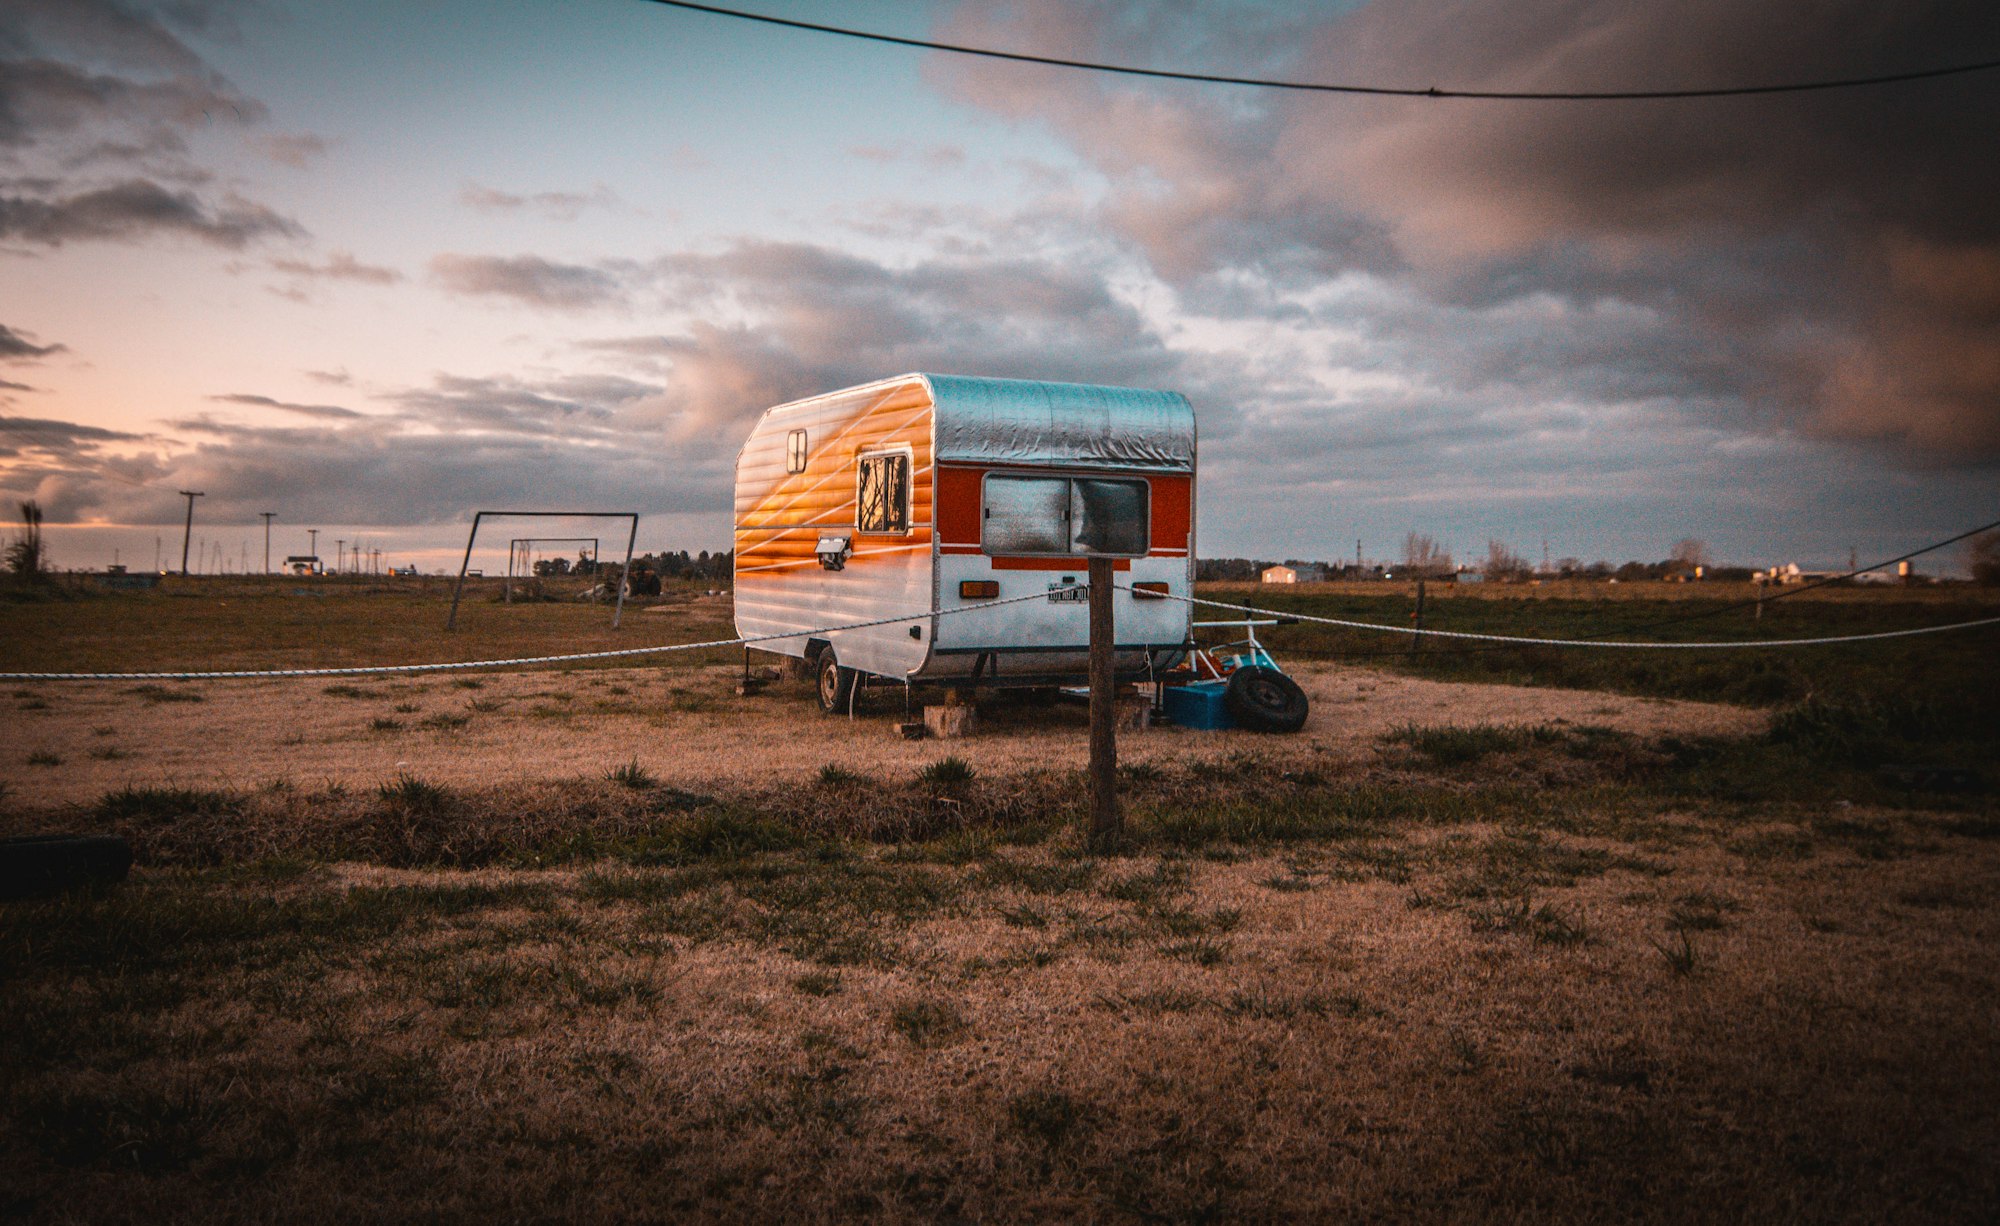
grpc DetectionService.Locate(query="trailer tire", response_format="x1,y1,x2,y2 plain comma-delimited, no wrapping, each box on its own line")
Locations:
1,834,132,901
1224,666,1309,734
817,647,856,715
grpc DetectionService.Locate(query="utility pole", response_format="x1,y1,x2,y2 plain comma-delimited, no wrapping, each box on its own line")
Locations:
260,512,275,574
336,539,345,574
308,529,318,572
177,490,203,575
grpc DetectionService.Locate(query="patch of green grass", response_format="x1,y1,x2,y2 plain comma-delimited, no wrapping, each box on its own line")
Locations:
792,971,842,997
818,763,864,787
418,713,470,731
1652,928,1703,977
378,773,451,812
1159,934,1229,966
94,784,240,824
26,749,61,765
1666,890,1739,932
1008,1089,1092,1149
1099,860,1192,905
370,717,405,732
623,810,811,866
1257,873,1314,893
1466,897,1592,946
1386,722,1563,765
127,684,203,704
321,684,373,699
974,856,1095,895
917,756,977,788
1727,828,1817,861
890,998,967,1047
607,759,657,790
1223,988,1366,1021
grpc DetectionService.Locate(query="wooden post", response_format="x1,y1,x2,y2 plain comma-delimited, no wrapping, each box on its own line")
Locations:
1088,556,1119,851
1409,579,1427,657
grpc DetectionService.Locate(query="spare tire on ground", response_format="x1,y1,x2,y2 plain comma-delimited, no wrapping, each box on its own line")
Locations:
0,834,132,901
1224,666,1310,734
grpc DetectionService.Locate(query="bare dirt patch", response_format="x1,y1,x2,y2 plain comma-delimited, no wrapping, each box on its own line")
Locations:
2,661,1762,807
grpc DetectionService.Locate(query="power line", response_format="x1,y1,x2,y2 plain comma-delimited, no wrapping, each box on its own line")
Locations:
640,1,2000,101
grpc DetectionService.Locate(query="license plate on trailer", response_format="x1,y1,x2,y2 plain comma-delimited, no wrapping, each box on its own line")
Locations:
1046,583,1087,603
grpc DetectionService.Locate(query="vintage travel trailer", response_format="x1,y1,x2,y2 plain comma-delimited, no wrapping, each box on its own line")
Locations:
733,373,1196,710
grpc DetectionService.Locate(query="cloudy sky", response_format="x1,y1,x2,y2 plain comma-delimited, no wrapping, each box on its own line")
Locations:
2,0,1996,574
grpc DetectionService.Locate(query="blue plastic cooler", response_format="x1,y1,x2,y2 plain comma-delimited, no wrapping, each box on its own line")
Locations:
1161,680,1234,731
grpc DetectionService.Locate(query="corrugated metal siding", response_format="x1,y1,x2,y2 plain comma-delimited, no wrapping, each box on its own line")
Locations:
927,374,1195,473
734,377,935,678
732,373,1199,683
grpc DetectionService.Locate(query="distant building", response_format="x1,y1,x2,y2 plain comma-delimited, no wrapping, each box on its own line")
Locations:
1261,564,1325,584
284,555,323,576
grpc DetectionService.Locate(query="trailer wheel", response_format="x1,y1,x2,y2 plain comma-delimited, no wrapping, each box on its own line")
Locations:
1,834,132,901
817,647,856,714
1224,666,1309,734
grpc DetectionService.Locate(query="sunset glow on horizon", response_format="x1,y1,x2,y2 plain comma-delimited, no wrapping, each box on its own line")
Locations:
4,0,1996,575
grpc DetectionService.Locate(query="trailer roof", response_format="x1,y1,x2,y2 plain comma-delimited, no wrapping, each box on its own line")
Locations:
921,374,1194,474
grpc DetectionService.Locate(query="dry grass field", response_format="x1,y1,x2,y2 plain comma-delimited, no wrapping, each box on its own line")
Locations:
2,577,1997,1221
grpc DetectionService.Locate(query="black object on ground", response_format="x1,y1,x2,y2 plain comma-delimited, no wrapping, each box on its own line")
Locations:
1,834,133,901
1225,666,1310,734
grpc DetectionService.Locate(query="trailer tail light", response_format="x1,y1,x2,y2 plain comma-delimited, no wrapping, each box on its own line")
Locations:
1132,582,1170,599
959,580,1000,600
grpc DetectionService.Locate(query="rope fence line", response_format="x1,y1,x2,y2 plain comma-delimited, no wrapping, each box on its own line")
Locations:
0,590,1057,682
10,581,1998,682
1127,585,2000,649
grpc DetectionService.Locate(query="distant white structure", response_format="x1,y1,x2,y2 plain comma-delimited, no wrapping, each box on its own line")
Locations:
283,554,322,576
1262,564,1325,584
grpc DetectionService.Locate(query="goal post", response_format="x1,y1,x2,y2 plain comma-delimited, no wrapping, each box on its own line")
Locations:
446,511,639,630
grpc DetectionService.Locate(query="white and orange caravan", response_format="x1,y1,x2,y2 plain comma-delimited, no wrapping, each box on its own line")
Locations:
733,373,1197,711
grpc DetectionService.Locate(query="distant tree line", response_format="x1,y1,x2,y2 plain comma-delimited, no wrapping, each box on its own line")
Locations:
1196,535,1783,583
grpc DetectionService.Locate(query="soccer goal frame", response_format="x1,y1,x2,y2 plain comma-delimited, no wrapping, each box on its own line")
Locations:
446,511,639,630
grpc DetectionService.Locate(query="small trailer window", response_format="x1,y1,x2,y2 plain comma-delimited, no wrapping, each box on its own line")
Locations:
982,475,1149,557
786,429,808,474
856,453,910,534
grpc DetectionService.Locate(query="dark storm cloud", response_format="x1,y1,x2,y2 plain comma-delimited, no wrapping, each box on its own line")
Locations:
935,0,2000,462
268,250,401,285
0,323,66,360
383,371,660,440
430,253,629,309
0,178,300,246
0,0,306,249
0,366,707,527
571,238,1189,443
208,392,364,420
0,413,147,474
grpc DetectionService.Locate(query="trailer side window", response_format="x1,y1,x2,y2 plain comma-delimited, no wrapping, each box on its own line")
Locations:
1071,478,1149,556
786,429,808,474
856,453,910,534
983,475,1149,557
